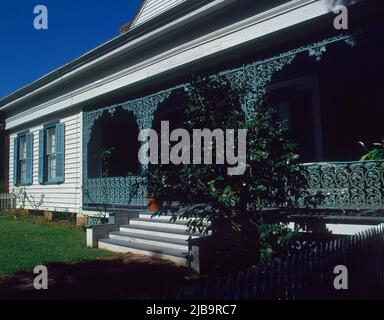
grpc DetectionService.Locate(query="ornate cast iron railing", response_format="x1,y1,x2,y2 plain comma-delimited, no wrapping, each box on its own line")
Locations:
297,160,384,210
83,176,147,208
82,33,358,208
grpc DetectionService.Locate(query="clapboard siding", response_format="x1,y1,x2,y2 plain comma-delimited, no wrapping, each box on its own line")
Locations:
9,112,82,213
132,0,187,27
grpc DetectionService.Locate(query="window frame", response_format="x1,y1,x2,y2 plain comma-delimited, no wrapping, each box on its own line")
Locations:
45,125,57,183
19,135,27,184
39,122,65,185
14,131,32,186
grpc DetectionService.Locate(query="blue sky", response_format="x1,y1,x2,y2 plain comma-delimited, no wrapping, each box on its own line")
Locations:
0,1,142,99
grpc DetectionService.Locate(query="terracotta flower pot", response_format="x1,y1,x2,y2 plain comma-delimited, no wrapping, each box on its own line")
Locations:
147,194,160,212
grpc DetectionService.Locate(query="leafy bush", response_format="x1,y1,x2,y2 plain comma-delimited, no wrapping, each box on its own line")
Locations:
360,140,384,160
149,76,306,265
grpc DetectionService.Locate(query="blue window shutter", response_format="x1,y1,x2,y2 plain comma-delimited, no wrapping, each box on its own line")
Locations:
55,123,65,183
25,133,33,185
13,137,19,185
38,130,45,184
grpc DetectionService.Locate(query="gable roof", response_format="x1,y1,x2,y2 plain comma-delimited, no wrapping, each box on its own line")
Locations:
131,0,188,27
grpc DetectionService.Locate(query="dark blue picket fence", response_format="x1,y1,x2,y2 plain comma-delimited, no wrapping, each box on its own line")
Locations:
162,224,384,300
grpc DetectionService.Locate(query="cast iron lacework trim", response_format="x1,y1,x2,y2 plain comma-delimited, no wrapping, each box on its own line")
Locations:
84,176,147,207
82,33,358,208
88,216,104,225
216,33,358,118
297,161,384,210
82,91,172,207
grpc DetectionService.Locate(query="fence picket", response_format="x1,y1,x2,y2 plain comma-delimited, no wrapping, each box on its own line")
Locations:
244,268,255,300
225,274,235,300
234,272,245,300
0,193,15,212
254,265,265,299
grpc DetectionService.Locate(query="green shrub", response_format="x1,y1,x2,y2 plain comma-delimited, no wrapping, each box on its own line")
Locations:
150,76,303,265
360,140,384,160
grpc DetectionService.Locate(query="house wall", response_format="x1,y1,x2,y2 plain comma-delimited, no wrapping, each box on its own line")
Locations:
8,111,82,214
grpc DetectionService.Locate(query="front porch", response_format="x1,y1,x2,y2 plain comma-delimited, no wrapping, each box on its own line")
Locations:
82,30,384,213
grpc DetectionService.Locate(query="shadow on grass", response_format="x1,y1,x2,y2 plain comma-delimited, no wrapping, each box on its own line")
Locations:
0,254,195,300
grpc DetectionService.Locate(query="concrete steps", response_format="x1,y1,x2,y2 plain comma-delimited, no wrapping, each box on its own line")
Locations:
129,218,190,231
98,238,189,265
108,231,189,250
119,224,199,240
138,212,187,221
98,211,210,266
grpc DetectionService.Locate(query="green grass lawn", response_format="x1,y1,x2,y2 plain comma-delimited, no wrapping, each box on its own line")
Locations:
0,214,114,276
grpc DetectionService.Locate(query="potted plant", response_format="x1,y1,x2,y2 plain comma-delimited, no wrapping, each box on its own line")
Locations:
146,165,165,212
146,193,160,212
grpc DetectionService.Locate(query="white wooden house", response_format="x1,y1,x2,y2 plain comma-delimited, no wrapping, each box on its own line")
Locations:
1,0,383,267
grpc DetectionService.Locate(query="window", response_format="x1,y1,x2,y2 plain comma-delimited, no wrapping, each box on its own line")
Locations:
13,132,33,185
46,127,56,182
38,123,65,184
19,135,27,183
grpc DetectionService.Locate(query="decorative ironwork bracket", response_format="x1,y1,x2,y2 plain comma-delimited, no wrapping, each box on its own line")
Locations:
218,33,358,118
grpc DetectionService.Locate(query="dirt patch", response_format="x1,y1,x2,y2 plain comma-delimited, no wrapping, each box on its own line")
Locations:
0,254,196,300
